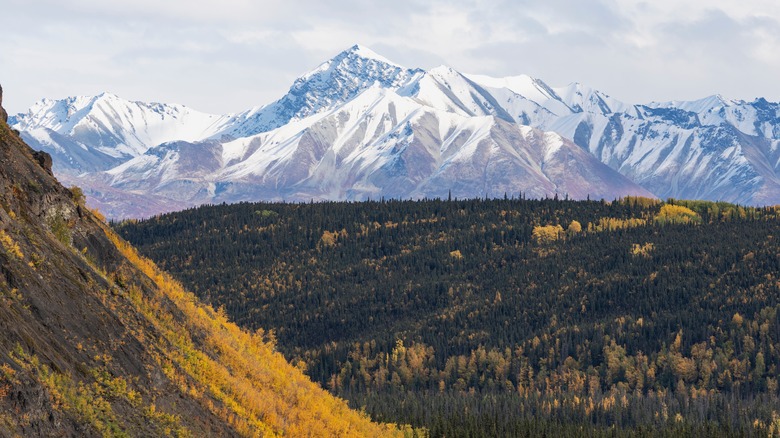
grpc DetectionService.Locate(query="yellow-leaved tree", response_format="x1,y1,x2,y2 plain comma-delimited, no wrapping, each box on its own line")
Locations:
654,204,701,225
567,220,582,236
532,225,564,244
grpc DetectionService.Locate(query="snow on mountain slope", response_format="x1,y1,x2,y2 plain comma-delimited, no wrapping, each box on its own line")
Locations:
12,44,780,217
465,73,573,116
413,67,567,132
102,85,650,214
647,96,780,139
219,44,425,139
464,71,780,206
552,82,638,117
10,93,231,174
535,99,780,205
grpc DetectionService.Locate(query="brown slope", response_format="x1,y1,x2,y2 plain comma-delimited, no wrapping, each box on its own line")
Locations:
0,87,402,437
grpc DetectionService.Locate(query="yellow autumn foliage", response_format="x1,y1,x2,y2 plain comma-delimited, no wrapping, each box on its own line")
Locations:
631,242,654,258
104,229,405,437
589,217,646,232
654,204,701,225
0,229,24,260
567,220,582,236
320,229,348,248
532,225,564,244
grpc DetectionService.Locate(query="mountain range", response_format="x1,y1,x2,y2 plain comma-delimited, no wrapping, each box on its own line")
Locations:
10,45,780,218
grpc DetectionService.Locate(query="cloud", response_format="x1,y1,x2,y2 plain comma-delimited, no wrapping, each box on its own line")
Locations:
1,0,779,115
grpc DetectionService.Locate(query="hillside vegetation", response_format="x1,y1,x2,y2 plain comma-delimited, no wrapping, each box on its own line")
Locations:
0,92,403,436
117,196,780,436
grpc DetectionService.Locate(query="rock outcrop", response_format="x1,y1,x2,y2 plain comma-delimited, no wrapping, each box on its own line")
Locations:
0,84,7,122
32,149,53,175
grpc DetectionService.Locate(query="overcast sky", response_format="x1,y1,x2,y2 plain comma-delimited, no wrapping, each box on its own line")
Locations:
2,0,779,115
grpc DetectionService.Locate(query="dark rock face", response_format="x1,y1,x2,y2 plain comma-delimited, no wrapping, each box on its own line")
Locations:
0,84,7,122
32,150,53,175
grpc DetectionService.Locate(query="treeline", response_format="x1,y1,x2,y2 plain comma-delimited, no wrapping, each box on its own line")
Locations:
115,197,780,435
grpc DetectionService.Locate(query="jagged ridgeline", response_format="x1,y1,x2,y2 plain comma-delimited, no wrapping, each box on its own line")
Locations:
0,87,410,436
116,197,780,436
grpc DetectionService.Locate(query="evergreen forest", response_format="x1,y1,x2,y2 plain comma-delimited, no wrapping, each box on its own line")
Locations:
115,197,780,436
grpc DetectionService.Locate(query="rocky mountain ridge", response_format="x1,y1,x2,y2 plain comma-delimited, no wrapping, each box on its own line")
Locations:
11,45,780,217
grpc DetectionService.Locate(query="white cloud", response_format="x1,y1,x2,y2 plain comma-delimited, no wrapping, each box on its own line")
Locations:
1,0,779,115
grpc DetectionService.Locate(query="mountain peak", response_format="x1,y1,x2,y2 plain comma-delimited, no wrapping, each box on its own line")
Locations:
429,65,458,75
648,94,737,114
343,44,400,66
300,44,407,82
225,44,423,138
94,91,122,101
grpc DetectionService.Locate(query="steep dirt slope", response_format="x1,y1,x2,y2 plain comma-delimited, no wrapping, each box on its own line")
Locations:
0,87,401,436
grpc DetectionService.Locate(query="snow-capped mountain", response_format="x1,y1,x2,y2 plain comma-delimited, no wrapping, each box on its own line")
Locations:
10,93,232,175
221,44,425,139
100,84,649,211
544,105,780,205
455,71,780,205
11,45,780,218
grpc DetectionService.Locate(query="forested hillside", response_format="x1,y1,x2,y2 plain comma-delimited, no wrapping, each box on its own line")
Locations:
0,86,403,437
117,197,780,436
